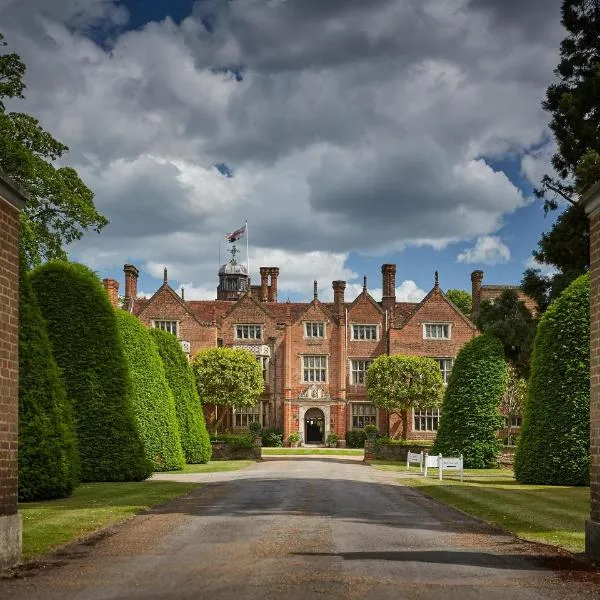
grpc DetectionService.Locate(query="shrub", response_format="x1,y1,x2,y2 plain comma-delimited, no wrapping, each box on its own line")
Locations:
116,311,185,471
149,329,211,464
346,429,366,448
326,432,339,446
30,261,151,482
515,274,590,485
249,421,262,436
261,428,284,447
210,433,254,449
18,259,79,501
432,334,506,468
288,431,301,444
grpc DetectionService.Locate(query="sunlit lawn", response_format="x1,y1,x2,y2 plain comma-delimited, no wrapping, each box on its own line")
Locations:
21,481,200,560
370,462,589,553
162,460,256,474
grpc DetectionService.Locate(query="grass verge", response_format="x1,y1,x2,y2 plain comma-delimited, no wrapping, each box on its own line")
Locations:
21,481,200,561
393,470,589,553
162,460,256,474
261,448,364,456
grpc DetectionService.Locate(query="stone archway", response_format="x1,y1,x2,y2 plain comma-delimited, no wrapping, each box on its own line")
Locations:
304,407,325,444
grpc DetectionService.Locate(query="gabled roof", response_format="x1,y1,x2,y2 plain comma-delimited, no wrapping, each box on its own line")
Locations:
293,298,335,323
217,289,275,322
347,288,385,315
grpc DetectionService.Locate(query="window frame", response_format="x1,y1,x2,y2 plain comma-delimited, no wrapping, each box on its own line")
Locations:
351,403,377,429
413,408,441,432
152,320,179,336
234,324,263,340
351,324,379,341
423,323,452,340
433,357,454,385
349,359,373,385
233,402,265,428
304,321,326,339
301,354,328,383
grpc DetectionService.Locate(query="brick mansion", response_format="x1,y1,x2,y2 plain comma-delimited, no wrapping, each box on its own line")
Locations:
103,253,532,445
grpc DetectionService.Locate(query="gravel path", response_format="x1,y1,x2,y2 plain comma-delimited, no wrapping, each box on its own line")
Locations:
2,457,598,599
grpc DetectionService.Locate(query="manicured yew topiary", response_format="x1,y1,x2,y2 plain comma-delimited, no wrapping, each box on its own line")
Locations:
432,334,506,468
30,261,151,482
515,274,590,485
116,311,185,471
149,328,211,464
18,258,79,501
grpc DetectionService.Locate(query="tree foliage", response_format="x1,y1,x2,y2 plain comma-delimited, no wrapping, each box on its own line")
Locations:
501,365,527,445
30,261,151,482
0,33,107,266
191,347,264,431
432,335,506,468
116,311,186,472
150,329,212,464
18,256,79,501
366,355,444,440
515,275,590,485
444,289,472,317
477,289,537,378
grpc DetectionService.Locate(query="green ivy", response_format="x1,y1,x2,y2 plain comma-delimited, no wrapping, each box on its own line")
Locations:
210,433,255,449
515,274,590,485
116,311,185,472
432,334,506,468
30,261,151,482
149,329,211,464
18,257,79,500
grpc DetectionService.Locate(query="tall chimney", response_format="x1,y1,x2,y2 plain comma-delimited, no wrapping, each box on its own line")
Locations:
260,267,269,302
267,267,279,302
471,270,484,322
123,264,139,305
103,278,119,308
381,264,396,311
333,280,346,316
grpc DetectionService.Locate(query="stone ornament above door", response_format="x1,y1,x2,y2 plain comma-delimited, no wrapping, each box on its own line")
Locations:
298,384,330,401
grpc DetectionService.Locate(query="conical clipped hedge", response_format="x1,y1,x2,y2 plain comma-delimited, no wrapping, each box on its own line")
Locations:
116,311,185,471
150,329,212,464
19,257,79,501
30,261,151,482
515,274,590,485
432,334,506,468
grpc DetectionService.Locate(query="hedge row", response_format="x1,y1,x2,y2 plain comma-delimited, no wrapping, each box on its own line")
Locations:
515,274,590,485
30,262,151,482
432,334,506,468
18,258,79,501
116,311,185,472
150,328,211,464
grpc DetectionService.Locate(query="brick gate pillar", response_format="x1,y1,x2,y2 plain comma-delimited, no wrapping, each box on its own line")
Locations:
0,172,27,569
583,182,600,562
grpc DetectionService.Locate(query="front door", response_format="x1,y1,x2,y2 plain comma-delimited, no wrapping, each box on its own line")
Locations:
304,408,325,444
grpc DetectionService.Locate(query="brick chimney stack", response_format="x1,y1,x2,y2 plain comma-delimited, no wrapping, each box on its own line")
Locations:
123,264,139,306
267,267,279,302
333,280,346,316
381,263,396,312
471,270,484,322
260,267,269,302
103,278,119,307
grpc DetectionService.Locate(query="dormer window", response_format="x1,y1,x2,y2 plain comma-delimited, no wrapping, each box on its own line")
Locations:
423,323,451,340
304,322,325,338
235,324,262,340
153,320,178,336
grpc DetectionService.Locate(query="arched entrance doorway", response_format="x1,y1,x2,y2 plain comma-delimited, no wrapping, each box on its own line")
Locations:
304,408,325,444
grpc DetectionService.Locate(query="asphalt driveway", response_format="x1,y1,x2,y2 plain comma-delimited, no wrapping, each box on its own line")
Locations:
1,456,598,599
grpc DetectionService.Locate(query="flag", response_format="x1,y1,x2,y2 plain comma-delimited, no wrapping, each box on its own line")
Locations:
224,224,246,243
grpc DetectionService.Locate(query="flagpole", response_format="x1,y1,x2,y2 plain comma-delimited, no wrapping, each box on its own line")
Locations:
246,219,249,279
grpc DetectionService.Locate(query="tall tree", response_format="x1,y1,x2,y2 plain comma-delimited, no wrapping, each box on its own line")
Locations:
444,289,472,317
0,33,107,266
523,1,600,309
366,355,444,440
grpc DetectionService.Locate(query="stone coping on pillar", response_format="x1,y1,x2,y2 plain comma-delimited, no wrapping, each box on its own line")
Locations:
582,181,600,216
0,170,28,211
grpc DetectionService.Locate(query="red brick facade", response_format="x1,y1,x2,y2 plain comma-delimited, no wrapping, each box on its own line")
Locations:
115,261,506,445
0,174,26,568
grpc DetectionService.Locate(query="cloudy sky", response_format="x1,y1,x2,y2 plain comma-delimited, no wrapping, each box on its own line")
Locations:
1,0,566,302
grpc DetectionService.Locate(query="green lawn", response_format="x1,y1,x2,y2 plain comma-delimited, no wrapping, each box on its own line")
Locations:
388,469,590,553
20,481,200,560
261,448,364,455
162,460,256,474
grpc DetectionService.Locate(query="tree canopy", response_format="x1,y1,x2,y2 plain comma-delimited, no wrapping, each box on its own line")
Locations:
0,33,107,266
191,347,264,432
444,289,472,317
476,289,537,378
366,355,444,439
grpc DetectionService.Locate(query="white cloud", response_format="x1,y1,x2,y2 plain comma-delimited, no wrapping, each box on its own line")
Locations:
524,255,558,277
457,236,511,265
